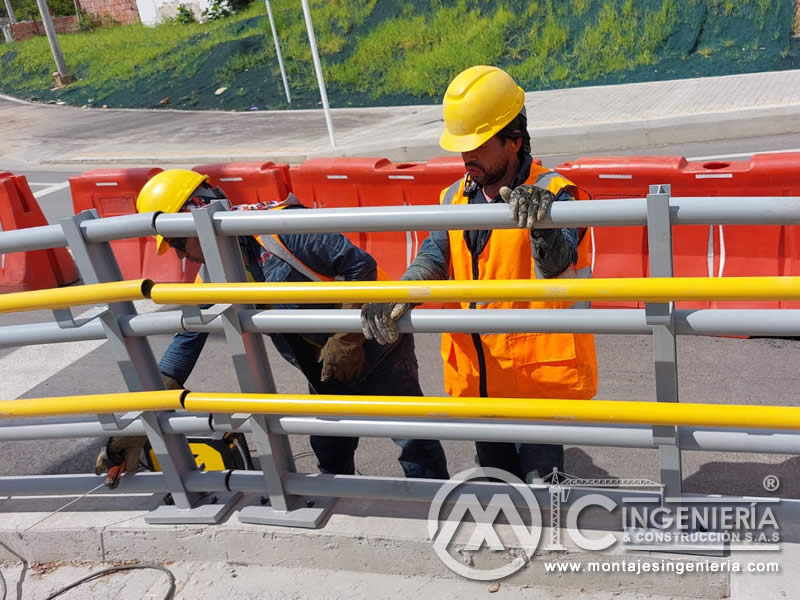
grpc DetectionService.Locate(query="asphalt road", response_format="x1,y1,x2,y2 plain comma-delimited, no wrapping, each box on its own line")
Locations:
3,134,800,504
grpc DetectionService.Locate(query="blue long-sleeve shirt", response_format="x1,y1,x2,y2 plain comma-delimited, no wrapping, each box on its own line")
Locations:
160,206,419,395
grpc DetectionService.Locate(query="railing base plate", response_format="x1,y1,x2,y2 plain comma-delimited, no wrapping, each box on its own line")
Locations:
238,496,334,529
144,491,241,525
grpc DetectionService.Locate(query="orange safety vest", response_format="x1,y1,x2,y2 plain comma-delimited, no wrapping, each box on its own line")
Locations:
439,164,598,400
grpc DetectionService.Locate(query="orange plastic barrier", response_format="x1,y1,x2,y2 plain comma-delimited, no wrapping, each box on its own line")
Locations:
193,162,292,206
0,174,78,293
70,168,162,281
555,153,800,310
290,157,466,279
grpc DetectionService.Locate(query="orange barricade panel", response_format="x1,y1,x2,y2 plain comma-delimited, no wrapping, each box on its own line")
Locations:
193,162,292,206
554,158,681,308
70,168,163,281
0,174,78,293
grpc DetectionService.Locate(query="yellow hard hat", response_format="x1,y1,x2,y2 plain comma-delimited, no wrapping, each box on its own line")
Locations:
137,169,209,255
439,65,525,153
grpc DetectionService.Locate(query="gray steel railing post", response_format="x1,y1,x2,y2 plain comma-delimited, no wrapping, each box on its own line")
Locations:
644,185,682,499
190,202,332,527
60,211,228,523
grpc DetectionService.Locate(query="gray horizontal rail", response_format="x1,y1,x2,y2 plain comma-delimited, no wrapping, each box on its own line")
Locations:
0,311,183,349
154,197,800,238
0,212,156,253
2,197,799,254
4,309,800,349
0,472,168,496
9,470,800,531
0,224,66,253
4,412,800,455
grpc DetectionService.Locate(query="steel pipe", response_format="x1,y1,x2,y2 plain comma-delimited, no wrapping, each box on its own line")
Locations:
0,224,67,253
4,412,800,456
0,472,168,496
184,393,800,431
0,280,153,314
0,390,184,418
152,197,800,240
2,196,800,256
149,277,800,307
79,212,158,243
5,308,800,351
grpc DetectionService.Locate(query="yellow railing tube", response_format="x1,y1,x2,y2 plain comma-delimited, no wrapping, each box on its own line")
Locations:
184,393,800,431
0,279,153,314
149,276,800,306
0,390,184,418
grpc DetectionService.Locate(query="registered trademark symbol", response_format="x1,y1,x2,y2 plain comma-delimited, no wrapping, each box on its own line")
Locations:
762,474,780,492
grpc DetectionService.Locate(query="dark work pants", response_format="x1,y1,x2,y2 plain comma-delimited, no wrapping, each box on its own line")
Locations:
475,441,564,482
310,435,449,479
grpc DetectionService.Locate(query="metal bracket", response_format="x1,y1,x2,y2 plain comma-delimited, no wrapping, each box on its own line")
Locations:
211,412,250,432
53,305,110,330
182,304,231,330
97,410,142,432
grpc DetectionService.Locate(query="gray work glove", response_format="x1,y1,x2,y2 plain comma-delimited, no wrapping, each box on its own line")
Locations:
319,332,366,383
360,302,413,346
500,185,555,230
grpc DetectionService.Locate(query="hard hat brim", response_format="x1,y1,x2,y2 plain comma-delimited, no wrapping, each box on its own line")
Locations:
439,128,497,153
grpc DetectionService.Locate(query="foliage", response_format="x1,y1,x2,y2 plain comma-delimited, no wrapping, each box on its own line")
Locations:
202,0,232,21
0,0,796,110
7,0,76,20
175,3,197,24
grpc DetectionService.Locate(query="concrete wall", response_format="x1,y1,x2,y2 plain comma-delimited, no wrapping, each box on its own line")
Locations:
79,0,140,25
10,15,79,42
136,0,213,26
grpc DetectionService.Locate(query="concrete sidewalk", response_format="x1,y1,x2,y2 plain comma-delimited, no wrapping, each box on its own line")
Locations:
0,493,794,599
1,69,800,167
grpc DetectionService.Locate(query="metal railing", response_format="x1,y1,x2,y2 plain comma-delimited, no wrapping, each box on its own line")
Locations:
2,183,800,528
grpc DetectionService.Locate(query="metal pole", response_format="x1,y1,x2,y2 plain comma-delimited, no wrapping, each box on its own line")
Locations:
645,184,683,499
300,0,335,147
3,0,15,23
190,201,330,528
265,0,290,104
59,211,227,523
34,0,72,82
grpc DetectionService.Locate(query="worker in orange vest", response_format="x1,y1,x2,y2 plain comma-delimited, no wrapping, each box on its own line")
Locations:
361,66,598,483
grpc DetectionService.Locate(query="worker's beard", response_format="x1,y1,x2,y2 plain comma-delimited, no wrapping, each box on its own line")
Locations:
465,161,509,188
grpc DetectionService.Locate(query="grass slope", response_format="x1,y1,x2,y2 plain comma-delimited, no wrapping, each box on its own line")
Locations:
0,0,797,110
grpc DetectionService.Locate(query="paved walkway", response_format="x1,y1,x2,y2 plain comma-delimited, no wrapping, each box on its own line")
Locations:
1,69,800,166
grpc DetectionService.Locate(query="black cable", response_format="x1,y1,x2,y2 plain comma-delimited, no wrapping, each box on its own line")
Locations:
43,564,176,600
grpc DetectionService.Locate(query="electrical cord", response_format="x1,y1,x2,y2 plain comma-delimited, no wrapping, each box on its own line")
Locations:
43,564,176,600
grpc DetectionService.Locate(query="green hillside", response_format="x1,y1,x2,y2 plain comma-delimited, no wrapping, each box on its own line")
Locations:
0,0,797,110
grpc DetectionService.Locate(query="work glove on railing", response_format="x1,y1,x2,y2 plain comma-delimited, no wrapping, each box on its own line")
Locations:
500,184,555,230
319,331,366,383
95,372,182,488
360,301,414,346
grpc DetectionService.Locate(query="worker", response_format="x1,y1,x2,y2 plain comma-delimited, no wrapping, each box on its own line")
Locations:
361,65,598,483
96,169,449,486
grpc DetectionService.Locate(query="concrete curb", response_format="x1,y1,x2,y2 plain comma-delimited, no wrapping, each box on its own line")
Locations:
40,104,800,166
0,495,729,598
